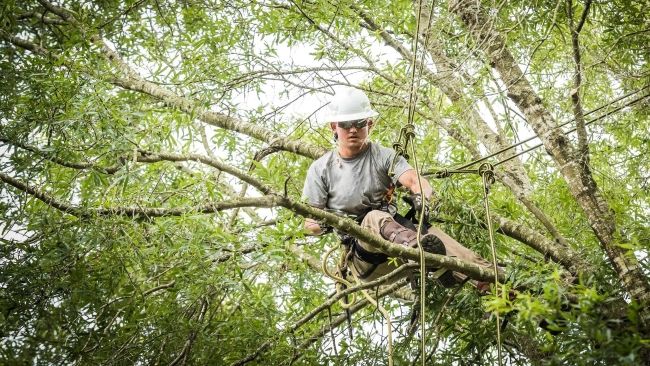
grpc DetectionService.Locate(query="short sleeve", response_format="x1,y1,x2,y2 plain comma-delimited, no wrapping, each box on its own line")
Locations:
390,155,412,185
302,162,328,208
376,145,413,185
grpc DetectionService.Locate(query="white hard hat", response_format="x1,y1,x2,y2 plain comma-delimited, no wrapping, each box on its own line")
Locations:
321,87,379,123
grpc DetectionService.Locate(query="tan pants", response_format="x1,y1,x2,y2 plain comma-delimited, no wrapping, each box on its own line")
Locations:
349,210,493,283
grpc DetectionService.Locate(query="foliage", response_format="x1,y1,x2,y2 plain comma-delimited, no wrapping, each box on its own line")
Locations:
1,0,648,365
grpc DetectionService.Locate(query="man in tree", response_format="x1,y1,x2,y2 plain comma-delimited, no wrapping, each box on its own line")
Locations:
303,87,494,288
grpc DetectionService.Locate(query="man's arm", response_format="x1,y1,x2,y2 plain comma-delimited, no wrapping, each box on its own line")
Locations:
302,162,329,236
398,169,433,199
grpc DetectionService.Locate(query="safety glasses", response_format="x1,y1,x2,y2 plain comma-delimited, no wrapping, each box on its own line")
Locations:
337,119,369,129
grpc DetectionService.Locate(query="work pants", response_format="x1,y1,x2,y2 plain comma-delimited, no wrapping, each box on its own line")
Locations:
349,210,493,283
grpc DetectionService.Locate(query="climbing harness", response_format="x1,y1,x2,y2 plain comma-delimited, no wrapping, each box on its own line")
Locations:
339,231,388,280
320,200,435,366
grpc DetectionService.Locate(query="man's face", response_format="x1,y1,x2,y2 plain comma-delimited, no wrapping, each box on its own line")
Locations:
330,119,373,151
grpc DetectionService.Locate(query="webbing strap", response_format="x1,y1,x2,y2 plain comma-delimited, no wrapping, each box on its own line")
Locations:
352,242,389,265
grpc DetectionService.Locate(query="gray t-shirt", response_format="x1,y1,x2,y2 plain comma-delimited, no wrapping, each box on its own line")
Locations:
302,143,412,216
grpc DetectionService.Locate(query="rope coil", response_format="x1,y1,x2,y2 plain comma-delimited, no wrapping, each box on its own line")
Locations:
321,245,394,366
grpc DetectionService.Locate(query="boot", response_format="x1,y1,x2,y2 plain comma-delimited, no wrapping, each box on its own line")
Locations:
380,219,443,252
379,219,458,287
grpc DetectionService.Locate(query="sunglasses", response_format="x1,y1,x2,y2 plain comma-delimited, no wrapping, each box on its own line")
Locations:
337,119,369,129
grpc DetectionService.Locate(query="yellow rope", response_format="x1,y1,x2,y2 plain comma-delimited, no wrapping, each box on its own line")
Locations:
409,139,428,366
351,275,394,366
321,245,394,366
321,246,356,309
389,0,437,361
480,164,503,366
405,1,437,362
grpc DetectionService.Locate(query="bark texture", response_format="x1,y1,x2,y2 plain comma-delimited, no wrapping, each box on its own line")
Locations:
449,0,650,326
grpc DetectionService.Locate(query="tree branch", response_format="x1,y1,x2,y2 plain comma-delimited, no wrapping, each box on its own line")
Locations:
169,296,208,366
37,0,75,22
2,136,272,222
576,0,592,33
0,171,82,216
2,19,327,161
288,280,408,365
16,10,67,25
231,278,408,366
0,171,279,218
566,0,591,162
494,214,583,275
281,197,503,282
450,0,650,323
142,281,176,297
0,137,123,174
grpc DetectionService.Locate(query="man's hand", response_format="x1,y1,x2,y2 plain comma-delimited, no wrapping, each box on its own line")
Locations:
407,193,430,223
304,218,332,236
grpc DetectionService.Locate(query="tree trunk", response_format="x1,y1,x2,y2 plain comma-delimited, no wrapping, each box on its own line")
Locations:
449,0,650,328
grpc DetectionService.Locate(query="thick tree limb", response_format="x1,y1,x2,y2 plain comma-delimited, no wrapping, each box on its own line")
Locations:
449,0,650,324
16,10,67,25
0,29,50,55
494,214,583,274
0,171,279,218
0,168,501,282
96,47,326,160
281,198,503,282
0,171,82,216
566,0,592,161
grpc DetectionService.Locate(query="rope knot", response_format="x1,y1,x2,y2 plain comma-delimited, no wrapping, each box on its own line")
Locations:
433,169,450,178
478,163,495,183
